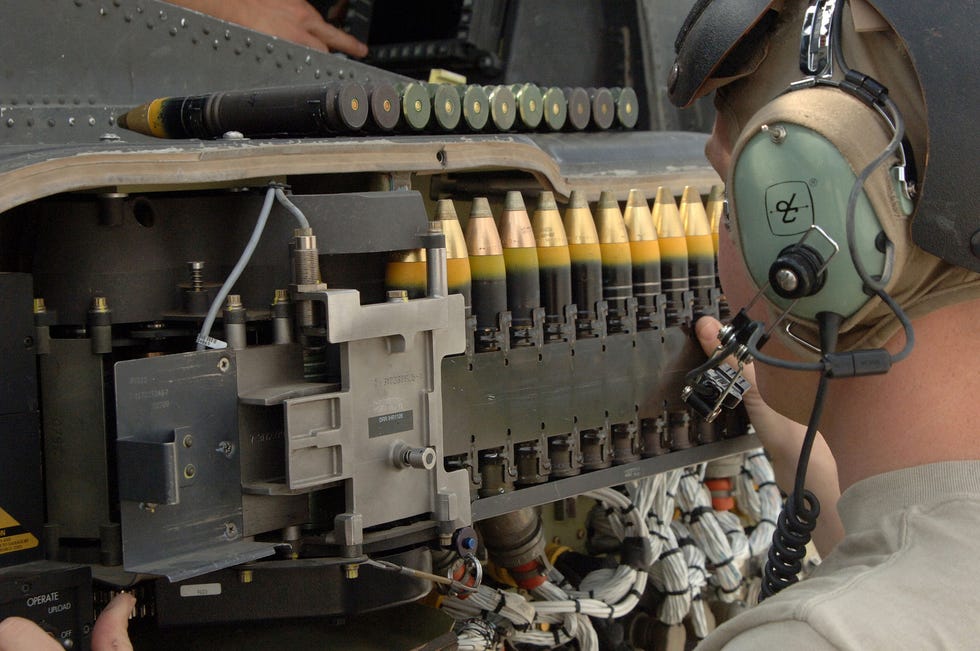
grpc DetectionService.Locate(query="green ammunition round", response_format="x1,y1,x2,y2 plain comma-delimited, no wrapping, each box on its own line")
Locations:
456,84,490,132
510,83,544,130
396,82,432,132
484,84,517,131
611,86,639,129
427,83,461,132
541,87,568,131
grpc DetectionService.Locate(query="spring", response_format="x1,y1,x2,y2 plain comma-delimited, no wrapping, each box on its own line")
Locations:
760,489,819,600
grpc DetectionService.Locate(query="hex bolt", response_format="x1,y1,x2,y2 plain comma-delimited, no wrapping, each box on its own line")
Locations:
344,563,359,580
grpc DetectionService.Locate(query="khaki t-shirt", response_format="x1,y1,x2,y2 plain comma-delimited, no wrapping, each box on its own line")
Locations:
696,461,980,650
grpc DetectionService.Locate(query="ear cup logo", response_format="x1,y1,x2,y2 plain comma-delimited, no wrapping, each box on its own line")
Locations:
765,181,814,236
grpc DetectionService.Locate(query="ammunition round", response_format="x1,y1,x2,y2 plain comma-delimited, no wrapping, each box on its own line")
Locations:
459,84,490,131
587,87,615,130
562,87,591,131
541,87,568,131
485,84,517,131
365,82,400,132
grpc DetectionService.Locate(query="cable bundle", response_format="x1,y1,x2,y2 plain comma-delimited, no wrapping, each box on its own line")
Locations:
675,465,744,600
735,449,781,560
671,520,711,639
642,469,692,625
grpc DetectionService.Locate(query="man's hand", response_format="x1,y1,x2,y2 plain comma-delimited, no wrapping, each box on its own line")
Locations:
694,315,845,555
166,0,368,57
0,592,135,651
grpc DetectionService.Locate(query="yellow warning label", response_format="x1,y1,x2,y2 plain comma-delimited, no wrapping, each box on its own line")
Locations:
0,507,39,555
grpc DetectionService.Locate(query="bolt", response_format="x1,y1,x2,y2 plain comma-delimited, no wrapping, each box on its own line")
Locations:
239,569,253,584
183,464,196,479
90,296,109,312
187,261,205,291
217,357,231,373
762,124,787,144
224,522,239,539
462,536,477,552
344,563,359,579
182,434,194,448
775,268,800,293
33,298,46,314
139,502,157,513
216,441,235,458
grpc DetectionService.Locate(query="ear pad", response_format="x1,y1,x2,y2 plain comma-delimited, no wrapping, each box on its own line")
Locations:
727,86,909,323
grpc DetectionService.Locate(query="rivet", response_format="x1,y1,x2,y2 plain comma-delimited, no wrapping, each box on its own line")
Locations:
5,119,13,127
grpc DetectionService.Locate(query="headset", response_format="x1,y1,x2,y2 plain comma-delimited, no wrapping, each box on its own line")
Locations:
667,0,980,600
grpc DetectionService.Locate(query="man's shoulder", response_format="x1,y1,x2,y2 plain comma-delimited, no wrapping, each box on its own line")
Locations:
697,619,836,651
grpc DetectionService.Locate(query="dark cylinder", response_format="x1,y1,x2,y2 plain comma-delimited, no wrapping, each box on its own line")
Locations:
465,197,508,346
680,185,717,319
653,187,690,327
563,190,603,337
595,191,633,334
365,82,401,132
500,191,541,345
587,87,615,130
623,189,662,330
531,191,573,342
562,87,592,131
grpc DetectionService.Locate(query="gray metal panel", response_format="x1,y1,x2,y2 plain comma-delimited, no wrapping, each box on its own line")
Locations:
471,436,759,521
294,191,431,254
40,339,111,539
114,349,275,581
0,0,410,146
283,290,472,531
442,327,701,455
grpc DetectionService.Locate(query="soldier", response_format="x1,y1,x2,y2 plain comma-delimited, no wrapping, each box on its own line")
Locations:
672,0,980,648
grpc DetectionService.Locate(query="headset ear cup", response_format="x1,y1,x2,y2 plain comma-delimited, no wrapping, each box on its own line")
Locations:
727,86,904,327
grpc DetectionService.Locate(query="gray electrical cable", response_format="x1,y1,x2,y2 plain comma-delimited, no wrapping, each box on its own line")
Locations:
196,186,276,351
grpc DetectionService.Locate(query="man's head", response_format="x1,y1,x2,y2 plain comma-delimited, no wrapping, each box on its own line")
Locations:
670,0,980,358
